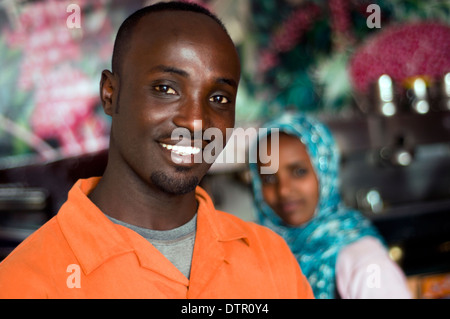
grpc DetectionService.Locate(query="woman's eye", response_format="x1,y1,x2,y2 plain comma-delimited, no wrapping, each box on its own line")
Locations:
154,85,177,95
209,95,230,104
292,168,308,177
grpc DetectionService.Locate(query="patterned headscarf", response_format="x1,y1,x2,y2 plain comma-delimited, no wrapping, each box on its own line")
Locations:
248,112,383,299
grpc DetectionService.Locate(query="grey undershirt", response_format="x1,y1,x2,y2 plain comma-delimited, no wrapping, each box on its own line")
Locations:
106,214,197,279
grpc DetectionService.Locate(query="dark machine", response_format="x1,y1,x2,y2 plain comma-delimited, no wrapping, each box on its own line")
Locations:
326,74,450,276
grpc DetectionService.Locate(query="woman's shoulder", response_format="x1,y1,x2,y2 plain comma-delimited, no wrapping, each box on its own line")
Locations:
339,236,386,259
335,236,412,298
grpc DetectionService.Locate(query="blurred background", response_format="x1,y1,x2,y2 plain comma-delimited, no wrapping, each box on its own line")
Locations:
0,0,449,298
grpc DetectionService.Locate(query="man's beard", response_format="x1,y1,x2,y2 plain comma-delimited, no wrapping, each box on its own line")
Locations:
150,169,200,195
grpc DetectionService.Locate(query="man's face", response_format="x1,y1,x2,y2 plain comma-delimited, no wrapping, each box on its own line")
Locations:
102,11,241,195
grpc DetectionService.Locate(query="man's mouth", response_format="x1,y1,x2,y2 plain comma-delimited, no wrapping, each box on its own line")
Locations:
159,142,201,156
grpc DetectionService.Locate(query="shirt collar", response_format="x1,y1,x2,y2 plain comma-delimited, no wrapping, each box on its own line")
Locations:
194,186,249,245
57,177,249,275
57,177,133,275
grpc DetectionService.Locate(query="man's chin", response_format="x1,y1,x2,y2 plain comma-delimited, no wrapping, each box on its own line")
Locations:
150,171,200,195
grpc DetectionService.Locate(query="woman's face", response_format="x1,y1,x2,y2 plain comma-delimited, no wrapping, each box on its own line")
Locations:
258,133,320,226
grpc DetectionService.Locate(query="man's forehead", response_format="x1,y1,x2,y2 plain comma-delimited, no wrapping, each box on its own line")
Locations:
126,12,237,62
125,11,232,60
133,10,225,37
118,9,240,81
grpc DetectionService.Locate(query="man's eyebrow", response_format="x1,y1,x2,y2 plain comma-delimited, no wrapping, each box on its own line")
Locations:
149,65,189,77
150,65,237,88
216,77,238,89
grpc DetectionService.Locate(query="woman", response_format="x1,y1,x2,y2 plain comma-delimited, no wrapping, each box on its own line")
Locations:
249,113,411,299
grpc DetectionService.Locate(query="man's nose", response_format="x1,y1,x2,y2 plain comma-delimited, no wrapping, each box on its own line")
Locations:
172,95,210,134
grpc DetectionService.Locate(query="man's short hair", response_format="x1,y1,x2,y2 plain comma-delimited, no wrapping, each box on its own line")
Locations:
111,1,228,76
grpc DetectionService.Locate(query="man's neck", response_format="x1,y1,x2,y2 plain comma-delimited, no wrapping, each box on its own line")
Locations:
88,163,199,231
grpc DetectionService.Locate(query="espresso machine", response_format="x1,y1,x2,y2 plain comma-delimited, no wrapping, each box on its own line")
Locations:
324,73,450,276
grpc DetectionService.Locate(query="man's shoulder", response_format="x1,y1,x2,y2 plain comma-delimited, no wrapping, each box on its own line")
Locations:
213,209,315,298
213,209,289,248
0,216,66,297
0,213,73,278
0,216,62,267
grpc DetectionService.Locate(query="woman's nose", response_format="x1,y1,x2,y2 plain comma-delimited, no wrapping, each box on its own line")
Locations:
277,175,293,199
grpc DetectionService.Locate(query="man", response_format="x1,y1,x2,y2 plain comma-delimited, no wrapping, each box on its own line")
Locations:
0,2,314,298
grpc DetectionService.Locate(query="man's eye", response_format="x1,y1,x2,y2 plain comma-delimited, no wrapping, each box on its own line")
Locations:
209,95,229,104
154,85,177,95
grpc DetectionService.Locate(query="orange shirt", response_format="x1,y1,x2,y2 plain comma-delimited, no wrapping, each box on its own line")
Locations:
0,177,314,299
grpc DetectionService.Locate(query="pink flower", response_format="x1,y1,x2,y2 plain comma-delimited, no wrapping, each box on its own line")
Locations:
5,0,109,155
258,3,321,73
271,3,321,53
349,22,450,93
258,49,280,73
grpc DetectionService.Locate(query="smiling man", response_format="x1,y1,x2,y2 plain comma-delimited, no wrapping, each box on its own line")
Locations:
0,2,313,299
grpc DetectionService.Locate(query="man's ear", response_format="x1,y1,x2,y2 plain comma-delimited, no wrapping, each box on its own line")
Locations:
100,70,117,116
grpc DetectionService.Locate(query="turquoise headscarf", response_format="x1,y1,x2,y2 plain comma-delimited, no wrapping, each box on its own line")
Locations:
248,113,383,299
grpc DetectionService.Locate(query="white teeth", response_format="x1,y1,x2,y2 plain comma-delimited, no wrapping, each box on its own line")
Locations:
160,143,200,156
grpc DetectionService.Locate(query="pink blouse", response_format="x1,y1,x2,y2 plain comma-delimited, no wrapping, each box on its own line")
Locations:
336,236,412,299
